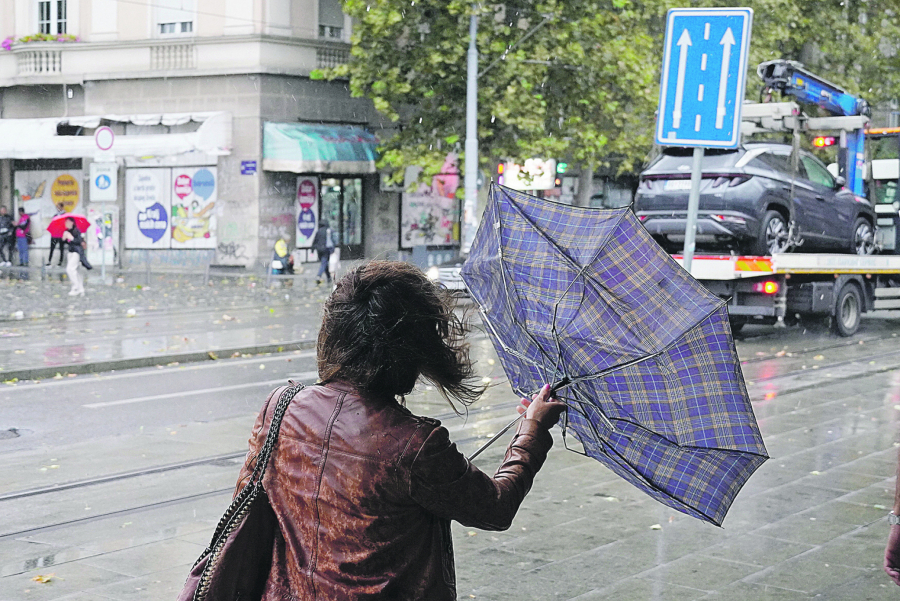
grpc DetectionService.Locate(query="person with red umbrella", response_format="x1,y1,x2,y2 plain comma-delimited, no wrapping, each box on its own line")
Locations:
54,216,92,296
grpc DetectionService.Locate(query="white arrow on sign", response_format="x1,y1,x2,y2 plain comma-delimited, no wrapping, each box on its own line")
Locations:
716,27,736,129
672,29,691,129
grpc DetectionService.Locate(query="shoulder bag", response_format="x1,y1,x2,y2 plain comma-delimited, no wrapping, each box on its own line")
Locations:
177,381,304,601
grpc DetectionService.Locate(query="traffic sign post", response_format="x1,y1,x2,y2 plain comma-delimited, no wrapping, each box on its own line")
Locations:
656,7,753,272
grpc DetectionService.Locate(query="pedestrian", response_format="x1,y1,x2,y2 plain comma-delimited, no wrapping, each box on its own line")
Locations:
230,261,565,599
14,207,31,266
61,217,91,296
312,219,335,284
0,206,14,266
46,201,66,267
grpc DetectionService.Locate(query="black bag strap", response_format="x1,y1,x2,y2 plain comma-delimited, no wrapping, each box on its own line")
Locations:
249,380,304,485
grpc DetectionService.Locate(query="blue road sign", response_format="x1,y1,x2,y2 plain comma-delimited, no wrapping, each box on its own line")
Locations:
656,8,753,148
240,160,257,175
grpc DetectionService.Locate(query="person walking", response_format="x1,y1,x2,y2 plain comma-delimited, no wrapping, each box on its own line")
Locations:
312,219,335,284
0,206,14,266
14,207,31,266
226,262,565,600
61,217,91,296
46,202,67,267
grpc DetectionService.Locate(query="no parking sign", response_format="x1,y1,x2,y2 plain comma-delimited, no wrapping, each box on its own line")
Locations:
296,177,319,248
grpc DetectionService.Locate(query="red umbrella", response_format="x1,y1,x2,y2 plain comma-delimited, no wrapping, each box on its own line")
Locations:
47,213,90,237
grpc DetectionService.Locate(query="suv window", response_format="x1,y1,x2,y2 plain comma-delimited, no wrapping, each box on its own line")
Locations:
752,152,793,175
800,155,835,188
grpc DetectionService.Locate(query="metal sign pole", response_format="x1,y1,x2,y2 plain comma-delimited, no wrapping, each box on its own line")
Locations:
682,147,704,273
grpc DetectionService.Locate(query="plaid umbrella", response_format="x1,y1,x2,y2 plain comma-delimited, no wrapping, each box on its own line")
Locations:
461,185,768,526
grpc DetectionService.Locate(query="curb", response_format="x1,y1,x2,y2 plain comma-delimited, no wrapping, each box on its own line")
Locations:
0,339,318,382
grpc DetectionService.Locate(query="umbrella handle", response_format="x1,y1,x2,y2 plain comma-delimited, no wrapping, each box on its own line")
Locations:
467,378,570,461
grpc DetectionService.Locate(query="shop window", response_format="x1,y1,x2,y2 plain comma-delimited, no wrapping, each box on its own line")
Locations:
321,177,363,259
38,0,66,34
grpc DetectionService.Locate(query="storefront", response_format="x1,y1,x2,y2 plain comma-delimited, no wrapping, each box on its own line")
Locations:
262,122,379,261
0,112,232,266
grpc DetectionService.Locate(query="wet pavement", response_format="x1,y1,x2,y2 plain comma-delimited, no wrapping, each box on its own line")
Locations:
0,270,333,378
2,317,900,598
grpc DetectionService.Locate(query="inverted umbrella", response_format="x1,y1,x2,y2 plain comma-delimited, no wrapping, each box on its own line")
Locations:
47,214,89,237
461,185,768,526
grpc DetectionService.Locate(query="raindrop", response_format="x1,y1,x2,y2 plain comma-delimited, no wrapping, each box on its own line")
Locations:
429,144,433,150
491,115,496,122
419,117,423,123
367,5,370,10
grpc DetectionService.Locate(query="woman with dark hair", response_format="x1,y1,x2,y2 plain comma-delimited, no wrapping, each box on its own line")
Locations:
236,260,565,600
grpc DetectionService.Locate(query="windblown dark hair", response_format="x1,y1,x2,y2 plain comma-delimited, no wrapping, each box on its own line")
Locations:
317,261,484,409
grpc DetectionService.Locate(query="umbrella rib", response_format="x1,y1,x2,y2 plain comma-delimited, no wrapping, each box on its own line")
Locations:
494,203,565,383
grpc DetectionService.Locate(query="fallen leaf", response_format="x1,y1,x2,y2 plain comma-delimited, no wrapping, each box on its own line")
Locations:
208,352,218,360
813,355,824,360
467,531,477,537
650,524,662,530
31,574,54,583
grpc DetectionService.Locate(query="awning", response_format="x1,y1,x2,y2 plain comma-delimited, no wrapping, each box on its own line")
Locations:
262,122,379,174
0,112,232,159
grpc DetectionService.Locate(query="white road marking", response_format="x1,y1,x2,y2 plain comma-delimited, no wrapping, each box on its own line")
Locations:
83,371,320,408
697,84,704,102
3,350,318,391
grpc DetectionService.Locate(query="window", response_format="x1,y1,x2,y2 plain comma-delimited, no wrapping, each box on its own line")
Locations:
319,0,344,39
159,21,193,35
156,0,195,37
38,0,66,34
800,155,835,188
752,152,793,176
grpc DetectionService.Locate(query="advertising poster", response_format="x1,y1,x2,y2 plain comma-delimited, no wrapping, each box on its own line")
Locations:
13,170,83,248
400,193,459,248
125,168,171,249
170,167,217,249
400,157,460,249
295,176,319,248
86,204,119,266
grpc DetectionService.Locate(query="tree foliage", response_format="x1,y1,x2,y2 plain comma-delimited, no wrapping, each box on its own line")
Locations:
321,0,900,182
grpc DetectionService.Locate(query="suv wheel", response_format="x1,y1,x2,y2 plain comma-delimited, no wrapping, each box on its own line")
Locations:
753,210,790,256
851,218,875,255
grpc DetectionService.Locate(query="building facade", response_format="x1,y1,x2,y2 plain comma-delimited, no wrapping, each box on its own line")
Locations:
0,0,409,270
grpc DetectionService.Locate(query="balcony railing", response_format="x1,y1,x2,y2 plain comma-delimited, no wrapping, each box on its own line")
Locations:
316,46,349,69
16,47,62,75
151,43,196,70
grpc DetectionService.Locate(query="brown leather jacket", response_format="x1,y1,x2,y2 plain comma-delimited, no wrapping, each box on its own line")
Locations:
235,381,554,601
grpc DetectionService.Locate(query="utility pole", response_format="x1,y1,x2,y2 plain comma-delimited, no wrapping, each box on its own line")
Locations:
462,10,479,254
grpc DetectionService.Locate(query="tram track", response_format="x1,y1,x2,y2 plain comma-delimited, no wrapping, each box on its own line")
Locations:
0,429,507,541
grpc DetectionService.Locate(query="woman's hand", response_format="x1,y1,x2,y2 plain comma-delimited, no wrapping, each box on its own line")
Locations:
517,384,567,429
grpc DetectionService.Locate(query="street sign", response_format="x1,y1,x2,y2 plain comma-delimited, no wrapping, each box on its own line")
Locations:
656,8,753,148
95,126,115,151
240,160,257,175
90,162,118,201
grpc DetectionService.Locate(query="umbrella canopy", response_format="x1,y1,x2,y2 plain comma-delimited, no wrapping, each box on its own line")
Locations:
47,214,89,237
461,185,768,526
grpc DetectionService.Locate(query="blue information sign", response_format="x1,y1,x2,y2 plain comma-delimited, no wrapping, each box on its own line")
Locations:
656,8,753,148
241,160,257,175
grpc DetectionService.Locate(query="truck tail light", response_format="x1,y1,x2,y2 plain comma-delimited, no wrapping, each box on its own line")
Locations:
752,280,780,294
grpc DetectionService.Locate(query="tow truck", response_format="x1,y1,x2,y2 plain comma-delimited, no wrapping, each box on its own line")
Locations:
685,61,900,335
